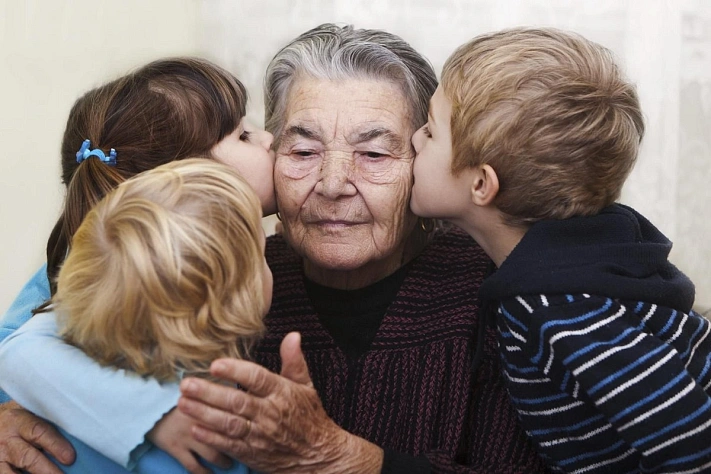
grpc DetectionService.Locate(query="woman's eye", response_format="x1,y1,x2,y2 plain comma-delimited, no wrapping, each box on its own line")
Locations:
422,126,432,138
240,131,252,141
359,151,387,161
293,150,317,158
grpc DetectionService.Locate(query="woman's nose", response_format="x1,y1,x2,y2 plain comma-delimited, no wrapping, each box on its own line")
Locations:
315,154,356,198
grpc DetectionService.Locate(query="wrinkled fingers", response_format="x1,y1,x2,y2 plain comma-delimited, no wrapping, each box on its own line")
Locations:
209,358,283,397
1,437,63,474
0,403,73,474
180,376,257,418
178,394,255,440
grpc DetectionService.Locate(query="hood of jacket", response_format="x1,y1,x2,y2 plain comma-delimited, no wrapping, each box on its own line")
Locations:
479,204,695,313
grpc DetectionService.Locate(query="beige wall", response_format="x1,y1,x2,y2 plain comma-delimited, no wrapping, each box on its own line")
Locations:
0,0,200,312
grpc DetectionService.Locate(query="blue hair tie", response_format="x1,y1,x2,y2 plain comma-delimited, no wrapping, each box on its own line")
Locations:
76,139,117,166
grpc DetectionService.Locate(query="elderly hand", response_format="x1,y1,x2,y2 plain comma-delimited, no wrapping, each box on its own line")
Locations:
0,401,75,474
178,332,383,474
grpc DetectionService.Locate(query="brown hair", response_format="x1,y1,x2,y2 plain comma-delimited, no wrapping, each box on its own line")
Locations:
55,159,267,381
441,27,645,226
46,57,247,294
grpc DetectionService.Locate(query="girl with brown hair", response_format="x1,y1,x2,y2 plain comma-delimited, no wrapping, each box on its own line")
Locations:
0,57,275,474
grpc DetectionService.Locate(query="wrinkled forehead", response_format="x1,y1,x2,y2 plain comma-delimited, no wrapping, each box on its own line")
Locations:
279,122,410,153
279,77,415,147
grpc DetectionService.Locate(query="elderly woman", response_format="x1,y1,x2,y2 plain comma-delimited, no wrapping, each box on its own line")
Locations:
0,25,547,473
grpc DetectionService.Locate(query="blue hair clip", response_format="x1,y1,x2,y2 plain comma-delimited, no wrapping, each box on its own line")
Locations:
76,139,117,166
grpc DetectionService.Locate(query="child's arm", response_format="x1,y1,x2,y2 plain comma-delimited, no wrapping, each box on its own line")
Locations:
0,264,50,341
0,312,180,467
0,264,51,402
523,295,711,472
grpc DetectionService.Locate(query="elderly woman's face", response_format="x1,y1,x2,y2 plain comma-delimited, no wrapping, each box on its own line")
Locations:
274,78,417,284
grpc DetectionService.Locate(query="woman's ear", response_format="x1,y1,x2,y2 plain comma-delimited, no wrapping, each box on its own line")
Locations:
470,164,499,206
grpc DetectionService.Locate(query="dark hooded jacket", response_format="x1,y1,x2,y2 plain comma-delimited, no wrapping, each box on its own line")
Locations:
479,203,694,311
477,204,711,473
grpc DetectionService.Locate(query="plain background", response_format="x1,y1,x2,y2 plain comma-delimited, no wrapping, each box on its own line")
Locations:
1,0,710,314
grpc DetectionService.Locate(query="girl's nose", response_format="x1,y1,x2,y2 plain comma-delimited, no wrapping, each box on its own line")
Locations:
259,129,274,150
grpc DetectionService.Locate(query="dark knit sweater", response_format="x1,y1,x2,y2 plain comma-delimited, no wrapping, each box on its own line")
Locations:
255,228,548,474
480,204,711,473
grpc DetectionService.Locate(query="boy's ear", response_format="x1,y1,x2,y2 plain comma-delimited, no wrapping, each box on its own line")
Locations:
470,164,499,206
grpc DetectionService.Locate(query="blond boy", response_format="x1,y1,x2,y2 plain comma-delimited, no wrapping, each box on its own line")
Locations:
56,158,271,381
412,27,711,473
24,159,269,473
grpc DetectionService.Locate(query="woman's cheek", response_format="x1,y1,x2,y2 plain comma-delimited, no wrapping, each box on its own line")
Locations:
357,158,402,185
275,157,317,215
276,154,321,180
364,168,414,232
391,178,414,222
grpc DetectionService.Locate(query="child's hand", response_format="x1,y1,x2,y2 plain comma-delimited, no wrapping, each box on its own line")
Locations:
148,407,233,474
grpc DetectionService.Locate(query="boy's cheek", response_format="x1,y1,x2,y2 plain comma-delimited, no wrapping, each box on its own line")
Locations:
409,186,427,217
411,129,424,152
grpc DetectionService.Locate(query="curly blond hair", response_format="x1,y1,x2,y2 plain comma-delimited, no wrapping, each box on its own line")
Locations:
442,27,645,226
54,159,267,381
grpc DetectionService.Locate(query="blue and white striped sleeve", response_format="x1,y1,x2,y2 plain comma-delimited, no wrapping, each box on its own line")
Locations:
527,295,711,471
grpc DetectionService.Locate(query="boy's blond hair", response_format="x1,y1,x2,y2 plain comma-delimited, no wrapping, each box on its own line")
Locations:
54,159,266,381
441,27,645,225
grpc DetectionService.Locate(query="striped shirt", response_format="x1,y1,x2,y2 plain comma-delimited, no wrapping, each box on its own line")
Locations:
499,293,711,473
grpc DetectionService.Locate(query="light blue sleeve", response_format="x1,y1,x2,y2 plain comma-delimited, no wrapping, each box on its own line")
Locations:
51,426,253,474
0,264,51,342
0,264,51,402
0,313,180,467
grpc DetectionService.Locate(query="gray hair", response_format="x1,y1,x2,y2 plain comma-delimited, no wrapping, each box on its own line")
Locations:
264,23,438,145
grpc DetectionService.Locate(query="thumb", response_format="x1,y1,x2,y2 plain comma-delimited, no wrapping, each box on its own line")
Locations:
280,332,312,386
